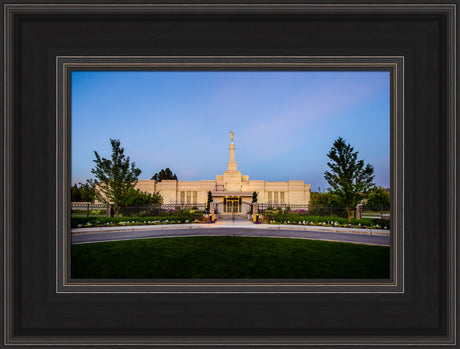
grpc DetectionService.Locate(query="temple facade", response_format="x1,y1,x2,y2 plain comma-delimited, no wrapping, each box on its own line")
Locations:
136,135,311,214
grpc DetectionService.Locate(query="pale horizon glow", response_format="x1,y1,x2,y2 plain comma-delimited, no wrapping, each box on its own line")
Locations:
72,71,390,191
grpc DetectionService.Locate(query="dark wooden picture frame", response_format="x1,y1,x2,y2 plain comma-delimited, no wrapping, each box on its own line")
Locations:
2,1,458,347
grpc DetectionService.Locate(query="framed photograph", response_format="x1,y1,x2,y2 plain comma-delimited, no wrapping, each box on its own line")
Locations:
2,1,457,347
63,57,399,287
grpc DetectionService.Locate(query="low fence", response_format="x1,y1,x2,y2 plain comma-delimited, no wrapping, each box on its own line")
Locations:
161,203,207,211
258,204,309,213
258,204,390,220
307,206,351,218
72,202,207,217
257,204,344,216
72,202,390,220
259,205,350,218
71,202,107,210
361,206,390,219
118,203,207,217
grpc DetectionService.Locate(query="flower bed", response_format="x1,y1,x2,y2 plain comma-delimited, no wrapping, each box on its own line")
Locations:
262,213,389,230
71,212,204,228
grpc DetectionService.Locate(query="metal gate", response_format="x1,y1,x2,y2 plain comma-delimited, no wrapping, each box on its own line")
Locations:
215,200,253,214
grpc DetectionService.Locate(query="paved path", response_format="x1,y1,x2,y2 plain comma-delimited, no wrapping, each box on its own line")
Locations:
72,222,390,246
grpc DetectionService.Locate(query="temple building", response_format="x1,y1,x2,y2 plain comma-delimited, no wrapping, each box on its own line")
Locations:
136,132,311,214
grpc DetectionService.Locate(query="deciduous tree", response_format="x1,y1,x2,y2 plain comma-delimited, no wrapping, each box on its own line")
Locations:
309,190,340,207
131,189,163,206
365,186,390,209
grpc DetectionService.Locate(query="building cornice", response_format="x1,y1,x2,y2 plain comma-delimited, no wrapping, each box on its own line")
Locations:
212,191,253,197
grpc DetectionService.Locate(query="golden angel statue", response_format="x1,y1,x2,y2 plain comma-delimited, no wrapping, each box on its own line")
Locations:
229,129,234,142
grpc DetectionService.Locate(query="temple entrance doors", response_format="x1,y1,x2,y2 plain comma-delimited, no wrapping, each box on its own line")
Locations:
223,197,241,213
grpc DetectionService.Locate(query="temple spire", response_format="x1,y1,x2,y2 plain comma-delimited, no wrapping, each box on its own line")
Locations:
227,131,237,171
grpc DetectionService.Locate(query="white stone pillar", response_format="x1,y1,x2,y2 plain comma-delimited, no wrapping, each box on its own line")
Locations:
356,204,362,219
252,202,258,215
210,202,215,215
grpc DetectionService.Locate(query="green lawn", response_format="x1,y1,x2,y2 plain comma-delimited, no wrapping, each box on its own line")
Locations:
71,236,390,279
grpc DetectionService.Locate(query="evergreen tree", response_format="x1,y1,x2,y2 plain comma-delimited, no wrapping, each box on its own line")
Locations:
324,137,375,222
79,179,96,202
71,180,96,202
71,184,82,202
151,167,178,181
206,190,213,212
91,139,141,217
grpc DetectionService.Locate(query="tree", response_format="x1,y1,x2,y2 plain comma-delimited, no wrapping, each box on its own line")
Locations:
79,179,96,202
309,190,340,207
71,180,96,202
91,139,142,217
206,190,213,212
324,137,375,222
151,168,177,181
71,184,82,202
131,189,163,206
365,186,390,209
309,190,345,218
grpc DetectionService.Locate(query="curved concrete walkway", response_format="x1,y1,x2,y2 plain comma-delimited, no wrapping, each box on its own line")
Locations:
72,221,390,246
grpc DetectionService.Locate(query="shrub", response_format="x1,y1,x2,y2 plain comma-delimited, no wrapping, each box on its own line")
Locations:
89,209,106,215
263,212,389,229
308,206,349,218
71,211,203,228
138,207,162,217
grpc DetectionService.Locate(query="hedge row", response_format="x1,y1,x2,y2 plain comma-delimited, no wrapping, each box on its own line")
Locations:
72,212,203,228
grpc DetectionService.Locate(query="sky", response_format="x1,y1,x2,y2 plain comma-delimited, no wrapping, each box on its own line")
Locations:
71,71,390,191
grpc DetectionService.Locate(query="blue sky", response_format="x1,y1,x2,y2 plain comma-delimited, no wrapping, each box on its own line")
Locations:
71,71,390,191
